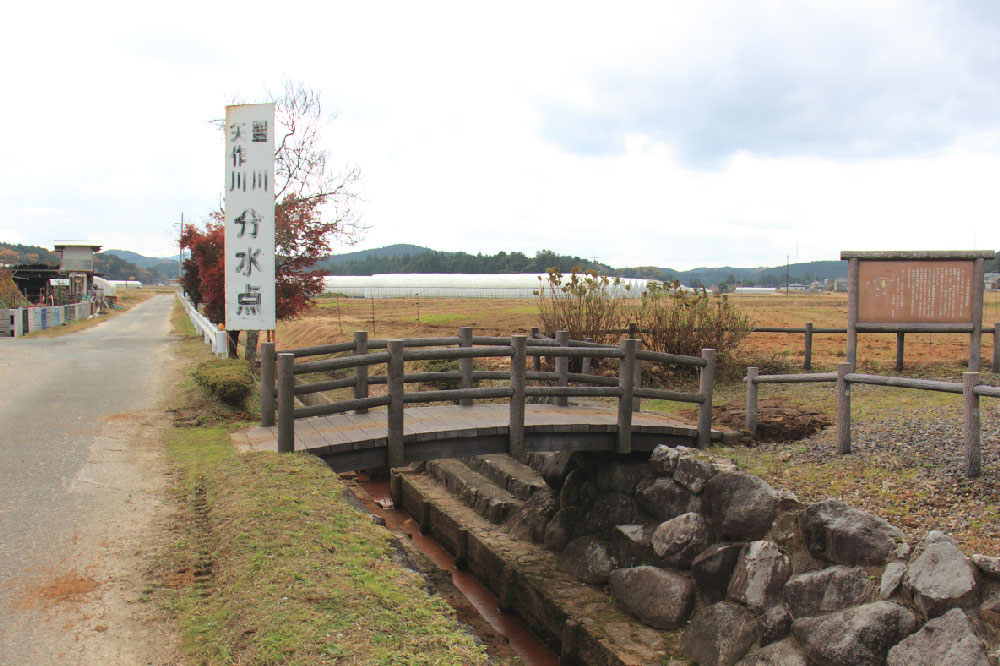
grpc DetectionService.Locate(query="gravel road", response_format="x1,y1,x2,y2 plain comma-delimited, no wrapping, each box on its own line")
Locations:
0,295,179,665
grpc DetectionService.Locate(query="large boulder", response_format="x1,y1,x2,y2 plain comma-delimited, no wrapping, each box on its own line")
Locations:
680,601,758,666
904,533,979,619
673,453,718,493
799,499,903,566
576,492,644,537
705,472,778,541
692,542,745,604
611,524,657,567
758,605,792,647
506,487,557,544
727,541,791,612
652,512,712,568
880,562,906,599
558,469,586,509
792,601,919,666
558,535,617,585
649,444,679,475
887,608,991,666
540,451,575,489
783,565,872,617
735,639,809,666
636,477,702,521
608,566,695,630
543,506,579,552
971,553,1000,579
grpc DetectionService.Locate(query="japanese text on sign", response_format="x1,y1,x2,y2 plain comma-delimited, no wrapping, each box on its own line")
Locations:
858,260,974,324
224,103,276,330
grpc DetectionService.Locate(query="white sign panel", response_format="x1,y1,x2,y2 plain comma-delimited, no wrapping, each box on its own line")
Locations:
224,103,276,330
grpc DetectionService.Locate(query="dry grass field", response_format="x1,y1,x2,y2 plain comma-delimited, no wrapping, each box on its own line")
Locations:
271,290,1000,556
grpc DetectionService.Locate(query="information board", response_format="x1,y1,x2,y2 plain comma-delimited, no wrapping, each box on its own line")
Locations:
224,103,276,331
858,260,975,324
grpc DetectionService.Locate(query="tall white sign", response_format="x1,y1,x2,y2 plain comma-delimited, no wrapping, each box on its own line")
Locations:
224,103,276,330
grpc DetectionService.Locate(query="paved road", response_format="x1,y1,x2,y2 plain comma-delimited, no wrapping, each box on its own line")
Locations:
0,295,178,665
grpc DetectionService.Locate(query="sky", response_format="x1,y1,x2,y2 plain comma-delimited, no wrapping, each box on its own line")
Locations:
1,1,999,271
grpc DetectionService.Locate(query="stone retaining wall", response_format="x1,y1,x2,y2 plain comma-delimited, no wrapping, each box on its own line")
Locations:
535,446,999,666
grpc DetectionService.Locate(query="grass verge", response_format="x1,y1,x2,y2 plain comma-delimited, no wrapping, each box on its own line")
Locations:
161,299,491,665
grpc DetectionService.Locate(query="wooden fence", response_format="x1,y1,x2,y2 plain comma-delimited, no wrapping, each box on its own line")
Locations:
744,364,997,478
261,327,716,465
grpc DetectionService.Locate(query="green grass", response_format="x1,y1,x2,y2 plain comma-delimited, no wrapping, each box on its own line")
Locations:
162,299,491,665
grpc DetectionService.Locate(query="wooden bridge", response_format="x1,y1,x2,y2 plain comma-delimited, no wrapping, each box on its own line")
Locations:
244,329,720,472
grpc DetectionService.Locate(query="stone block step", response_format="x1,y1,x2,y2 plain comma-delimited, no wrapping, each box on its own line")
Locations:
425,458,521,524
459,454,547,501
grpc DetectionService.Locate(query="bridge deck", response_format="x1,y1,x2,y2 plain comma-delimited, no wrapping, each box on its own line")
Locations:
234,404,717,471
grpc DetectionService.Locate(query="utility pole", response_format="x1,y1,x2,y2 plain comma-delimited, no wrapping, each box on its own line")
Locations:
178,212,184,281
786,254,790,295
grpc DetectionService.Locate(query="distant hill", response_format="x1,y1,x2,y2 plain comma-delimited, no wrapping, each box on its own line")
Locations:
0,242,60,265
322,244,435,267
318,246,612,276
104,249,181,279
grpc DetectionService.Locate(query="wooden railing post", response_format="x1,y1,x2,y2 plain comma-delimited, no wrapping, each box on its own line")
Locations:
530,327,541,373
963,371,981,478
696,349,715,448
556,330,569,407
745,366,759,436
896,332,905,372
509,335,527,459
260,341,276,427
354,330,369,414
387,340,405,469
459,326,474,407
971,256,985,372
804,322,813,370
628,322,638,339
582,337,594,378
632,338,642,413
277,352,295,453
993,323,999,372
836,362,851,454
617,338,636,454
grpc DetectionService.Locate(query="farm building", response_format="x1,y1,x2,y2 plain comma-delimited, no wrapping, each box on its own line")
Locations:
322,273,652,299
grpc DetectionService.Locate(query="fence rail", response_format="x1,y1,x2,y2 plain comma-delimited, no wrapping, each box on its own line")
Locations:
0,302,98,337
262,326,717,466
177,289,228,357
744,363,996,478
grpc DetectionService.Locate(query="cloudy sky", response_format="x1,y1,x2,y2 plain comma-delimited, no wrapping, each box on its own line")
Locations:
2,1,999,270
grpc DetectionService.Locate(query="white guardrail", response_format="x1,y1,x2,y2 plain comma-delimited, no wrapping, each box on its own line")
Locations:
178,289,229,357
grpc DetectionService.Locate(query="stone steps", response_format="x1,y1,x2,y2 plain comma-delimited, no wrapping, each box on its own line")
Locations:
459,454,548,501
390,469,682,665
425,458,522,524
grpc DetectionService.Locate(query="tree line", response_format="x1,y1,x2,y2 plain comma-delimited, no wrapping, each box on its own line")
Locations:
320,249,612,276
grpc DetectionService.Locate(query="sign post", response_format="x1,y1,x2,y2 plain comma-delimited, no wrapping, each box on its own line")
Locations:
224,103,276,331
841,250,993,371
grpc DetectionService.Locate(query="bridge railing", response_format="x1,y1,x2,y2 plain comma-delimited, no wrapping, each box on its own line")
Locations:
262,327,715,466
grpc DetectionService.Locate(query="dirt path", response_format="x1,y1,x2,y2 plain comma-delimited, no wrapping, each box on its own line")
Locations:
0,296,180,665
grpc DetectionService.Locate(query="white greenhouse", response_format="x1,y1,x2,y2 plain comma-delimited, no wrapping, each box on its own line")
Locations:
322,273,652,299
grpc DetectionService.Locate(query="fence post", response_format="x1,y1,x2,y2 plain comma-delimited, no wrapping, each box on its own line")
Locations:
556,330,569,407
260,342,276,427
582,337,594,378
896,332,905,372
697,349,715,448
836,362,851,455
963,371,981,478
387,340,405,469
745,366,759,436
354,330,369,414
530,327,542,373
994,323,999,372
971,256,985,372
804,322,813,370
617,338,636,454
632,338,642,413
509,335,527,459
277,352,295,453
459,326,474,407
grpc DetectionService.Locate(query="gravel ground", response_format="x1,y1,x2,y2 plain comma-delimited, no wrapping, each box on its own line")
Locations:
721,400,1000,558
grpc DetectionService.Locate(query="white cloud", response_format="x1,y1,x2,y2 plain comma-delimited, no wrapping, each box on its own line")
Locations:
1,1,999,269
